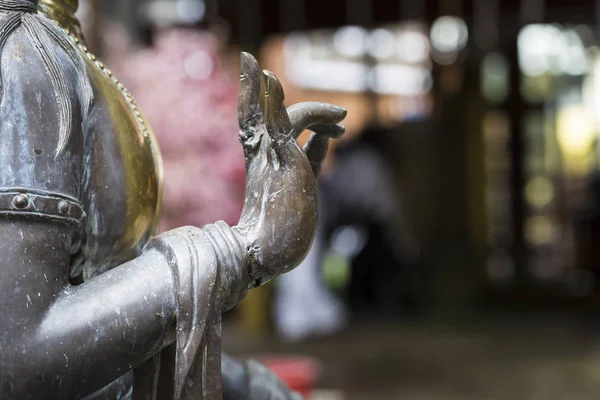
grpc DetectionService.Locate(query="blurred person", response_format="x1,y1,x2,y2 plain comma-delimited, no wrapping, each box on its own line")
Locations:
274,125,420,341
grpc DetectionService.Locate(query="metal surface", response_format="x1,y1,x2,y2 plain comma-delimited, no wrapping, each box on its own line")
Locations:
38,0,83,39
0,1,346,398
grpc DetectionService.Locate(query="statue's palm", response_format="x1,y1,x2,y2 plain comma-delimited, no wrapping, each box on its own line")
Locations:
234,53,346,287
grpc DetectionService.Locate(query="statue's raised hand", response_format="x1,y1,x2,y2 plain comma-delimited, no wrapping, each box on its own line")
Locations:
233,53,346,288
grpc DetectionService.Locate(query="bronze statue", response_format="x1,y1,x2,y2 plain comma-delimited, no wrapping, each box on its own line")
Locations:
0,1,346,399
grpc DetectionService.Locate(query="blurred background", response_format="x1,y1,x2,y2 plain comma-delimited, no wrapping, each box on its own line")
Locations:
80,0,600,398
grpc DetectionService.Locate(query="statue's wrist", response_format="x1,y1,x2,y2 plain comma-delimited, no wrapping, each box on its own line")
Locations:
202,221,251,311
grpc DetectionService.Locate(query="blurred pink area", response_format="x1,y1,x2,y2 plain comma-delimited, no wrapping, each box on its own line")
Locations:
107,27,245,232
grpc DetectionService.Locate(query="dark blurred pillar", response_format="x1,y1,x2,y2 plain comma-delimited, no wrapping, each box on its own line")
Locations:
597,0,600,39
425,0,483,312
237,0,263,51
520,0,545,25
279,0,305,32
473,0,499,52
344,0,379,125
470,0,500,297
400,0,424,20
345,0,372,27
507,0,544,286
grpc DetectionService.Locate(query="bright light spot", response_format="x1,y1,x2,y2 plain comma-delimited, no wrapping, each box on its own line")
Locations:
283,32,311,55
367,29,395,59
518,25,559,76
282,25,433,94
482,52,509,103
525,177,554,209
331,225,368,258
518,24,590,77
430,16,468,54
184,51,214,81
397,31,430,63
584,52,600,124
556,105,596,156
369,64,432,95
145,0,206,26
559,30,589,76
283,31,369,92
525,216,555,245
177,0,206,25
286,58,369,92
334,26,368,58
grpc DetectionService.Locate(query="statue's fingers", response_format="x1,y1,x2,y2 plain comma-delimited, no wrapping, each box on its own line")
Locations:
306,123,345,139
303,124,345,177
304,133,329,177
238,52,263,131
238,53,265,157
288,103,347,139
263,70,293,147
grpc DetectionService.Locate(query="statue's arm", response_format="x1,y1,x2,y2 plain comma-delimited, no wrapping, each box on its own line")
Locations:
1,203,251,400
0,208,226,399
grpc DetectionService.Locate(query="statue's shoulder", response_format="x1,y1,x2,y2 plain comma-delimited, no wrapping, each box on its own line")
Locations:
0,11,90,200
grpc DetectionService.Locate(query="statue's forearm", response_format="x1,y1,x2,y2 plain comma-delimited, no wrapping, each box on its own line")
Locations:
34,247,178,397
1,221,248,400
0,242,180,399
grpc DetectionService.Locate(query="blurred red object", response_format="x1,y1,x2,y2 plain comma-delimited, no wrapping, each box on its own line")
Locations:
259,355,321,397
